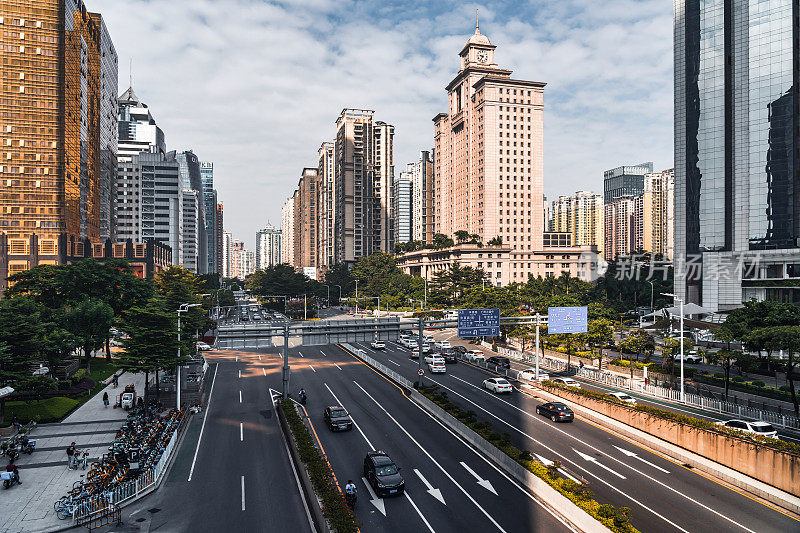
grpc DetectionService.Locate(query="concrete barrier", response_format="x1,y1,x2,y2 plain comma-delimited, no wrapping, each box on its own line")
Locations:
539,385,800,511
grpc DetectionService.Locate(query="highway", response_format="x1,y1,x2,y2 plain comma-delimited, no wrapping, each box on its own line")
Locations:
345,337,800,533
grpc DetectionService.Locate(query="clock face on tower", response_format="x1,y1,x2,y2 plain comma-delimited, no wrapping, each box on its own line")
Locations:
476,50,489,63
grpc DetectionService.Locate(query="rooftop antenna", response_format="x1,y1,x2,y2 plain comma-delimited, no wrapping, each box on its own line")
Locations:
476,8,479,33
129,58,132,89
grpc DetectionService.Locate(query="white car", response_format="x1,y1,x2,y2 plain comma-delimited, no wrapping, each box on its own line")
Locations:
609,392,636,404
518,370,549,382
715,419,779,439
410,349,420,359
552,377,581,388
466,350,485,363
424,335,434,343
435,341,451,349
196,342,212,351
421,344,430,354
370,340,386,350
407,340,418,349
483,378,513,394
428,358,446,373
674,350,702,364
424,354,442,365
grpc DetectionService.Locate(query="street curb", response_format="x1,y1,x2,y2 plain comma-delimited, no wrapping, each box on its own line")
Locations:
276,403,329,533
339,344,612,533
533,386,800,515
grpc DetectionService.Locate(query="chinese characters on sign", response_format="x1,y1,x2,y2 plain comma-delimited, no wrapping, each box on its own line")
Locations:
458,308,500,338
547,306,588,334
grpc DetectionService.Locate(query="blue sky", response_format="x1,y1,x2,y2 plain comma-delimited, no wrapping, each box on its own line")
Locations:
93,0,674,248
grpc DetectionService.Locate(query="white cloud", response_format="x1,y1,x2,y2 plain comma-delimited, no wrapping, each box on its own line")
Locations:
92,0,673,247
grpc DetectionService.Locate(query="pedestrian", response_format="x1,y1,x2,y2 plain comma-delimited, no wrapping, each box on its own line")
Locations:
112,374,118,388
102,391,109,408
66,442,76,469
11,415,21,431
579,360,584,370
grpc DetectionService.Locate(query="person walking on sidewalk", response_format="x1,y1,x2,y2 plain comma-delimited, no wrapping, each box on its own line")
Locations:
112,374,118,388
102,391,109,408
66,442,77,469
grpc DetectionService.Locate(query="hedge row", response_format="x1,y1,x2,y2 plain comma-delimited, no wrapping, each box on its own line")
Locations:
281,399,358,533
696,373,794,403
609,359,697,378
543,381,800,456
417,385,639,533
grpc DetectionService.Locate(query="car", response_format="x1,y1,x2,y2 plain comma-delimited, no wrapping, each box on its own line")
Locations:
407,340,418,349
196,342,212,351
323,405,353,431
483,378,513,393
518,370,549,382
453,346,468,355
421,344,430,354
552,377,581,388
240,315,249,321
466,350,485,363
423,353,441,365
409,349,420,359
715,419,779,439
370,340,386,350
486,356,511,369
424,335,434,343
609,392,636,405
428,358,446,373
674,350,702,364
536,402,575,422
441,353,458,364
435,340,451,349
363,451,405,497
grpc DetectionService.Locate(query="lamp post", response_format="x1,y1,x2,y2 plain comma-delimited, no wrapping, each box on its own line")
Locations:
423,277,427,311
661,292,685,402
177,302,202,410
647,281,654,312
355,279,359,316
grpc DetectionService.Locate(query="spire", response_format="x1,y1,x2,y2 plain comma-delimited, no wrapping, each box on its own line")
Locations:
475,8,480,34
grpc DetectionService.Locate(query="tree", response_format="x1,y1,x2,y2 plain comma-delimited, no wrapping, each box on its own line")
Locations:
620,329,653,382
454,230,470,244
118,299,181,408
432,233,455,250
587,319,614,369
218,289,236,308
743,326,800,414
744,327,786,386
155,267,208,354
65,298,114,373
487,236,503,246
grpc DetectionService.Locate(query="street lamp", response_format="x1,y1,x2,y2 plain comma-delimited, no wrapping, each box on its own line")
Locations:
355,279,359,316
423,277,427,310
177,302,202,410
661,292,685,402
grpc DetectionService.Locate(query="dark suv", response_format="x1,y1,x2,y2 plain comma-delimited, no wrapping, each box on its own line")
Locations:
486,356,511,369
323,405,352,431
363,451,405,496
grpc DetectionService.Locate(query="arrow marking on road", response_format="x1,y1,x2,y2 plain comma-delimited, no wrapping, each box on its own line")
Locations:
534,454,581,483
574,449,626,479
361,477,386,516
333,362,342,370
613,446,670,473
460,462,497,495
414,469,445,505
307,364,316,373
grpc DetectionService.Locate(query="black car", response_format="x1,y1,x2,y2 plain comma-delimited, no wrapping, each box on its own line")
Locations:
536,402,574,422
441,352,458,364
363,451,405,497
453,346,468,355
486,356,511,369
323,405,353,431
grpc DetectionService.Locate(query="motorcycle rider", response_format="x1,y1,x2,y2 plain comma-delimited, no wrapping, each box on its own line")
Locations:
6,460,20,484
298,388,307,404
344,479,356,507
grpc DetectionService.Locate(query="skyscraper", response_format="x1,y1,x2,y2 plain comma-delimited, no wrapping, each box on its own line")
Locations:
215,202,224,275
317,142,335,272
333,109,395,265
674,0,799,310
433,20,545,280
255,224,282,270
411,150,435,244
603,162,654,203
0,0,118,285
392,167,413,245
117,86,166,160
281,195,295,265
200,161,218,274
176,151,206,274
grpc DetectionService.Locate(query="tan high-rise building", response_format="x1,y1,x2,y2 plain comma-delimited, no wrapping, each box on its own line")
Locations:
604,196,637,261
281,195,295,265
294,168,318,270
316,141,334,273
636,169,674,260
550,191,603,254
411,150,435,244
333,109,394,265
433,21,545,280
0,0,118,283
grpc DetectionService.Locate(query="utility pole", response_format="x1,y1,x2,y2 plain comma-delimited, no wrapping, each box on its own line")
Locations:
417,314,425,387
534,312,541,379
282,323,290,399
304,294,307,320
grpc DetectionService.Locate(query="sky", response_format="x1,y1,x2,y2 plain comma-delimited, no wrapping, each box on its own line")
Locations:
92,0,674,249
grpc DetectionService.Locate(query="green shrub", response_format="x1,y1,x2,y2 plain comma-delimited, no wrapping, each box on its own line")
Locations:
731,375,745,383
750,380,765,387
714,372,724,378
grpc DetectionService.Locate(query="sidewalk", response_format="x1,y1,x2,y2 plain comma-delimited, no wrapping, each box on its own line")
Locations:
0,373,150,533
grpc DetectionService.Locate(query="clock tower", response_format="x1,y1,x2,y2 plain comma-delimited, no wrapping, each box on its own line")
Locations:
459,12,496,70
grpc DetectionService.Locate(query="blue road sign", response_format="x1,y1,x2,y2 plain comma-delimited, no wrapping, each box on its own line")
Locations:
458,308,500,338
548,306,588,334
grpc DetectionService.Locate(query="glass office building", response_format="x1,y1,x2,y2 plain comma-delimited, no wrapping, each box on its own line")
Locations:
675,0,799,310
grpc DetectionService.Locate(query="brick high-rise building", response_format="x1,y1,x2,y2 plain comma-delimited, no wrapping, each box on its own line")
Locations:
0,0,118,285
433,20,545,280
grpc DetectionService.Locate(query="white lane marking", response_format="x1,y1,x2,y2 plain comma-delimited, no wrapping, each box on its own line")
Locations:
414,469,445,505
240,422,243,442
333,362,342,371
188,363,218,482
258,354,262,360
298,351,304,358
239,390,242,403
307,364,316,373
388,360,400,367
241,475,246,511
238,369,241,378
534,454,581,484
427,376,689,532
574,449,625,479
442,374,757,532
320,350,327,357
460,462,498,494
404,391,577,533
262,368,267,377
236,355,238,362
361,476,386,516
404,491,436,533
613,446,670,473
324,384,374,448
353,381,508,533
